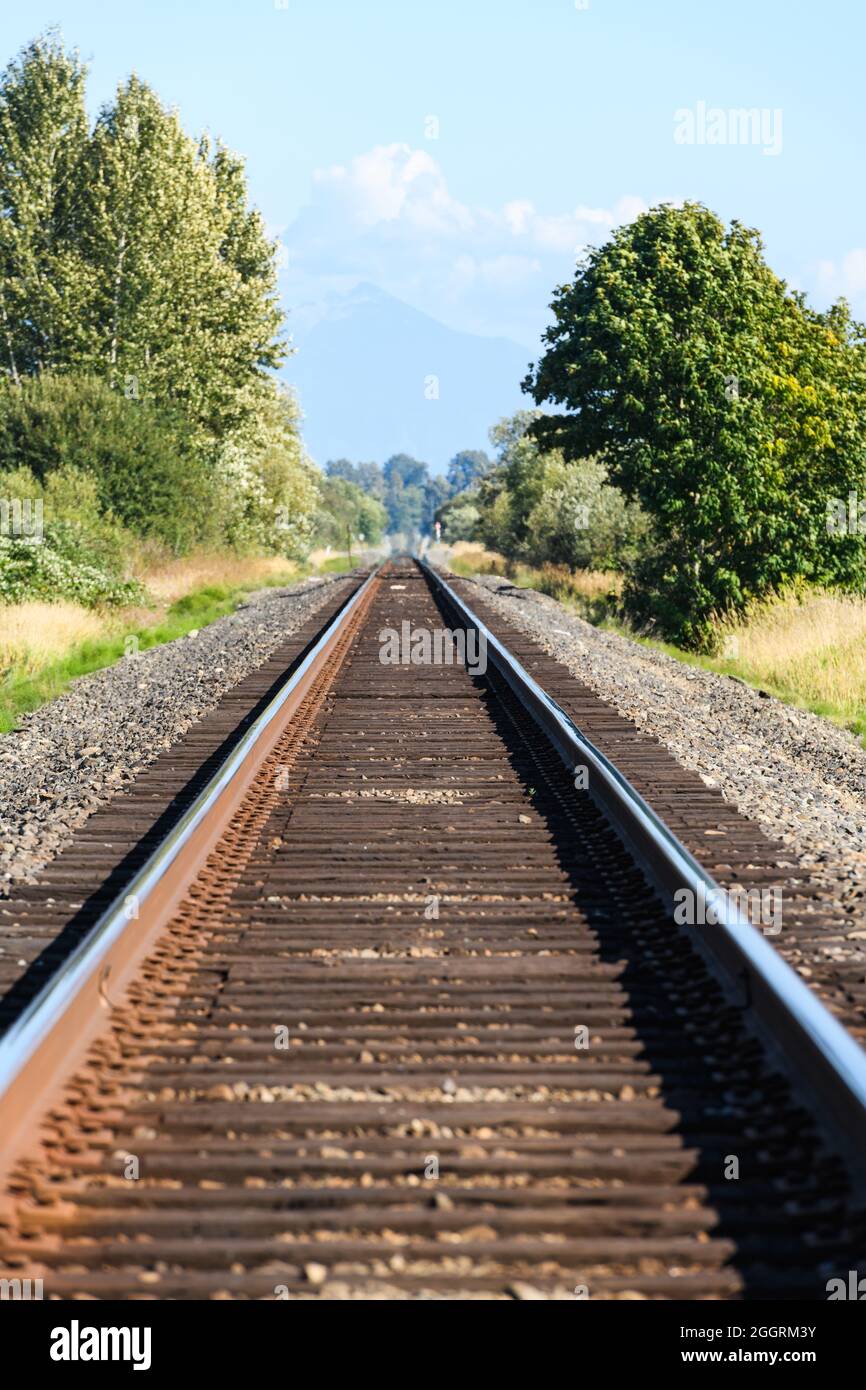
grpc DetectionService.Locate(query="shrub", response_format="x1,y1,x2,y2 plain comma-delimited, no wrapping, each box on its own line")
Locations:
0,371,212,553
476,411,646,572
436,492,480,542
0,462,143,608
313,475,388,550
0,532,142,606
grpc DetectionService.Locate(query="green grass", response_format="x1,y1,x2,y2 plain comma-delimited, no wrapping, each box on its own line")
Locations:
0,553,357,734
314,553,361,575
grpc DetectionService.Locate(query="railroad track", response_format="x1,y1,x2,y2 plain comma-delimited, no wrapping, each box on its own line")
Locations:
0,556,864,1300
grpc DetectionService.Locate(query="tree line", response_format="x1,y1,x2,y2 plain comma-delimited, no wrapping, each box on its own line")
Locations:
0,32,317,606
322,451,493,545
5,35,862,645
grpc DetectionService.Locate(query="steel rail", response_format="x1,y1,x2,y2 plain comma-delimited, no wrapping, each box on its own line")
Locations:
418,557,866,1192
0,566,382,1186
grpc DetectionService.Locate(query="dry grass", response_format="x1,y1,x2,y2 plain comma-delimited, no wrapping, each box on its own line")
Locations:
710,589,866,733
444,543,620,599
0,554,300,672
534,562,623,602
0,601,112,674
0,549,361,731
0,551,304,686
142,552,297,604
441,545,621,625
445,541,507,571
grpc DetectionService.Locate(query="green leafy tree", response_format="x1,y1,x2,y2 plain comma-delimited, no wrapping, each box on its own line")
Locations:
77,77,285,440
436,491,480,542
524,202,866,647
253,384,320,557
0,371,212,552
355,461,386,501
422,473,450,531
326,459,359,483
0,31,307,573
446,449,491,496
477,410,644,570
383,454,429,535
325,458,386,501
207,385,318,557
314,476,388,550
0,32,89,379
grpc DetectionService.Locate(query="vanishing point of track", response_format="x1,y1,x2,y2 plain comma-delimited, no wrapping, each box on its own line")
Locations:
0,558,864,1299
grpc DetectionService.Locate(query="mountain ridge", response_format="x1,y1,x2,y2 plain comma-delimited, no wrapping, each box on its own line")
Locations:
281,282,533,471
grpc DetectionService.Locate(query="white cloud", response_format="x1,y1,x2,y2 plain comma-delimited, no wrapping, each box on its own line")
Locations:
284,143,648,344
311,144,474,234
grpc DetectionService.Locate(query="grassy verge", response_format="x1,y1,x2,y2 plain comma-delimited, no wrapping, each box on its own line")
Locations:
0,551,357,733
619,632,866,743
443,543,866,743
675,591,866,741
444,542,622,625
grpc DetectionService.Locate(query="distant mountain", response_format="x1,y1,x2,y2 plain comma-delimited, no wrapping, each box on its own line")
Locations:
281,283,532,472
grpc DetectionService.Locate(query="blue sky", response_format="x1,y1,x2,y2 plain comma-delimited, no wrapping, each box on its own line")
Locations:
2,0,864,349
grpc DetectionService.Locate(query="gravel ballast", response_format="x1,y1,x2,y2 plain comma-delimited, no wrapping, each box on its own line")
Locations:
0,573,355,893
461,573,866,920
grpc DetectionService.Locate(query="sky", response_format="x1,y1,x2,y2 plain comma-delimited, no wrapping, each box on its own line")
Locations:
2,0,864,436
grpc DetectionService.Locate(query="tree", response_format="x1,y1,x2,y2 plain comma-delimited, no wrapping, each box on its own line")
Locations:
355,460,386,500
314,476,388,550
422,473,450,531
383,453,429,534
325,458,385,500
477,410,644,570
436,491,480,542
77,77,285,441
0,370,212,552
0,32,302,563
326,458,358,483
0,32,89,380
524,202,866,647
246,384,320,558
446,449,492,496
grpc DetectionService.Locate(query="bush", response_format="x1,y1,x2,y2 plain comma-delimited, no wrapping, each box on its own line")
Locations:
0,371,213,553
476,411,646,572
313,475,388,550
0,462,144,608
436,492,480,542
0,532,142,607
522,455,648,571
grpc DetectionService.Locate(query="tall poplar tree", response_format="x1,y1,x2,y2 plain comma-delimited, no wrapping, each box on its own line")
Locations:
0,31,88,378
0,31,312,558
77,76,285,441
